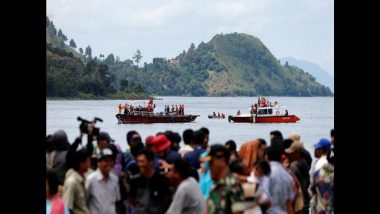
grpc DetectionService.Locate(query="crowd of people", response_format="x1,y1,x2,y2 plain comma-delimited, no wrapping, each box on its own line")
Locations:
46,125,334,214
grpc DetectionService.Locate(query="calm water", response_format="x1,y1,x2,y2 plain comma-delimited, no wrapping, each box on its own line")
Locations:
47,96,333,154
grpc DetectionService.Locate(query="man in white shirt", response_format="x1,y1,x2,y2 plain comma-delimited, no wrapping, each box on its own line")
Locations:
310,138,332,176
86,148,120,214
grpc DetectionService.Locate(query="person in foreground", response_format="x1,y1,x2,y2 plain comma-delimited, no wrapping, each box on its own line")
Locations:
165,159,205,214
207,144,245,214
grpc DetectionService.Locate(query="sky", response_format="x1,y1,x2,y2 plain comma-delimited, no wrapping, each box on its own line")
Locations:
47,0,334,76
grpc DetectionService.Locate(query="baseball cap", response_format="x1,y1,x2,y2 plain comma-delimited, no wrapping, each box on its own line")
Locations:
97,148,113,160
314,138,331,150
98,132,115,143
285,141,304,153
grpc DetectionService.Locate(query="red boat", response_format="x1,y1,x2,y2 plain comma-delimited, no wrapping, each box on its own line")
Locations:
116,111,199,124
228,101,300,123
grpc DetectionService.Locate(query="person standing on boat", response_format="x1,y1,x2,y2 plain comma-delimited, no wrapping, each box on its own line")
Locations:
118,104,122,114
285,110,289,116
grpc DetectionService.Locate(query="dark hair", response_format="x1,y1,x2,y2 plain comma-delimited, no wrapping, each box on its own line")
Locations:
229,159,244,174
270,130,283,138
200,127,210,135
281,139,294,152
189,167,199,182
165,131,182,144
46,169,59,196
173,159,190,179
266,146,282,162
67,149,90,171
330,129,334,137
209,144,229,164
192,130,205,145
257,138,267,147
137,148,155,161
126,131,141,146
254,160,271,176
270,130,283,147
225,140,237,152
130,141,144,157
183,129,194,145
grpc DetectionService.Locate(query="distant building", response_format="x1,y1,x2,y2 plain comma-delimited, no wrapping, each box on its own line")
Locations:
168,58,180,65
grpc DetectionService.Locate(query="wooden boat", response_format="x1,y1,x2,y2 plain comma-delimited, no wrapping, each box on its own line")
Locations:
116,111,199,124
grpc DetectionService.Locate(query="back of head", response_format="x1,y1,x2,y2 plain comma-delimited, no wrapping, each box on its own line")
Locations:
225,140,237,152
66,148,90,171
52,129,69,151
270,130,283,148
200,127,210,135
254,160,271,176
46,169,59,196
165,131,182,145
257,138,267,147
173,159,190,179
209,144,229,164
266,145,282,162
229,159,244,174
192,130,205,146
183,129,194,145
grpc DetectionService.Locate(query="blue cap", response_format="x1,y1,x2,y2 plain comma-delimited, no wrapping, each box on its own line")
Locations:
314,138,331,150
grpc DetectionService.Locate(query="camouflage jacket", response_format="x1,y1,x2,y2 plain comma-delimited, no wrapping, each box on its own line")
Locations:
207,174,245,214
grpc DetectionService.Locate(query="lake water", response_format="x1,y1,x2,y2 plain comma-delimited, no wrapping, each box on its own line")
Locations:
47,96,333,154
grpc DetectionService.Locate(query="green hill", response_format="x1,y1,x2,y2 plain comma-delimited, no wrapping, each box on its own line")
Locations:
46,17,332,98
112,33,332,96
46,17,150,99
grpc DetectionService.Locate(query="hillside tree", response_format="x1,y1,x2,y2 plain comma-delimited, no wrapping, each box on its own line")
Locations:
133,49,143,66
69,39,77,48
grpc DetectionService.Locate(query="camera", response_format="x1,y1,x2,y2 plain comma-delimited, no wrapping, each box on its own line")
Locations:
77,117,103,136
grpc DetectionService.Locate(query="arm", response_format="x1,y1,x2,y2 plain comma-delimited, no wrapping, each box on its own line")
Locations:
286,199,295,214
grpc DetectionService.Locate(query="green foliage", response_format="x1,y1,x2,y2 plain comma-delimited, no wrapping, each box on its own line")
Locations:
133,49,142,66
108,33,332,96
85,45,92,60
46,17,149,99
69,39,77,48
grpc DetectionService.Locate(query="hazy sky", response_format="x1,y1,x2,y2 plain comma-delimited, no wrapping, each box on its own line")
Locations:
47,0,334,76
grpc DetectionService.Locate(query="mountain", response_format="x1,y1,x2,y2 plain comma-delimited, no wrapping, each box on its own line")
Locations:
46,17,150,99
280,57,334,92
111,33,332,96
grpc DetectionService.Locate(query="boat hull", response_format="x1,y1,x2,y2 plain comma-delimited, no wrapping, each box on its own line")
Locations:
228,115,300,123
208,115,225,119
116,114,199,124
